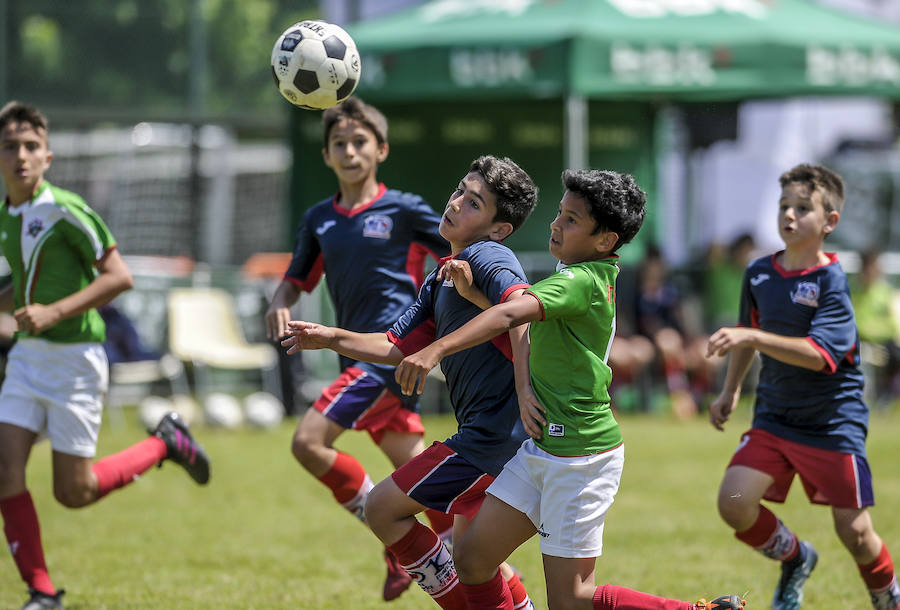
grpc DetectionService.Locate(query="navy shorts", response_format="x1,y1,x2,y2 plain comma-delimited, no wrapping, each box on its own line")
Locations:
391,441,493,519
314,367,424,444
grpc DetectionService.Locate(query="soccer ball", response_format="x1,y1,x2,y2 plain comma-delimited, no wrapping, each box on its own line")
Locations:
270,20,361,110
243,391,284,429
203,392,244,429
138,395,173,430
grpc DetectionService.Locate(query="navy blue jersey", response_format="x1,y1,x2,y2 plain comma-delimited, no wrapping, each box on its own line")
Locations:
285,184,448,396
387,240,530,476
739,252,868,455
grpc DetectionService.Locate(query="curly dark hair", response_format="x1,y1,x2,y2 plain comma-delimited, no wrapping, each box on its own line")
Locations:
562,169,645,252
778,163,845,214
469,155,538,232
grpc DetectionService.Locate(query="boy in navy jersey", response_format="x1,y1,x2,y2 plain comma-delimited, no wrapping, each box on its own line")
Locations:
282,155,538,609
264,98,453,601
707,164,900,610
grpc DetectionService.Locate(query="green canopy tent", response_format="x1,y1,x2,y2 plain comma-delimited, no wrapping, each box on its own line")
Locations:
347,0,900,102
289,0,900,259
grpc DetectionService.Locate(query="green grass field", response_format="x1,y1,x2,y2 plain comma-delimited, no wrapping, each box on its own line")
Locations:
1,405,898,609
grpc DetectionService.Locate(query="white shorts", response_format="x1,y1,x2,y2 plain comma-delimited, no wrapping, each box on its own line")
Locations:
0,338,108,457
487,439,625,558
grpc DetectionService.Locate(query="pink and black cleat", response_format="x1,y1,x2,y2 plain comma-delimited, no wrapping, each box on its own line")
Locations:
151,412,211,485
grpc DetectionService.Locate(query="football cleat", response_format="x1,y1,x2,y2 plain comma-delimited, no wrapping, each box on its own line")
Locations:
383,548,413,602
22,589,65,610
694,594,746,609
150,412,211,485
772,540,818,610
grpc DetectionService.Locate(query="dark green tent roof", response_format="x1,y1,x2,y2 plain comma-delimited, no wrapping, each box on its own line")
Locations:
348,0,900,101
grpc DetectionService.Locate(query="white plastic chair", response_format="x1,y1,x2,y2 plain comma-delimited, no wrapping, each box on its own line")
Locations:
167,287,281,400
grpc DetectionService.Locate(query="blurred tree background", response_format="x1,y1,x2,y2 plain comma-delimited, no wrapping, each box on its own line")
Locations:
1,0,320,125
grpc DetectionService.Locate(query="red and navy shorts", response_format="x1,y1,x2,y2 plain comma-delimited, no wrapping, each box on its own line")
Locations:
729,428,874,509
391,441,494,520
314,367,424,444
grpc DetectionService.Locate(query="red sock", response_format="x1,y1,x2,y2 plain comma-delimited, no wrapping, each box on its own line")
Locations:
506,571,532,610
318,452,366,502
593,584,692,609
462,568,513,609
388,520,467,610
735,505,798,561
93,437,167,499
425,508,455,541
0,491,55,595
317,451,372,519
859,542,896,591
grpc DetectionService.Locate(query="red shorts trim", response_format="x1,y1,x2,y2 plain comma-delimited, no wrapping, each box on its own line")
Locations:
391,441,494,519
313,367,424,445
728,428,873,508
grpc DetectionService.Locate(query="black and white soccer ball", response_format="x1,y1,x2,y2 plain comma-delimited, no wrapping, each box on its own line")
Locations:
270,20,361,110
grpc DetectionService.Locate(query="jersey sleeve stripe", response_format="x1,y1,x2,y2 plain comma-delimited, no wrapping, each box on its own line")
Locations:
62,208,108,261
523,290,546,321
284,254,324,292
500,283,530,303
405,243,428,289
807,336,837,373
386,318,436,356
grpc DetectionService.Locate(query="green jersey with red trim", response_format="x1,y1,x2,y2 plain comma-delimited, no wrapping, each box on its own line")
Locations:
0,180,115,343
525,257,622,456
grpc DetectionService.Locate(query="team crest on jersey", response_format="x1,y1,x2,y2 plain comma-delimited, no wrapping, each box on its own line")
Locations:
791,281,819,307
27,218,43,237
362,214,392,239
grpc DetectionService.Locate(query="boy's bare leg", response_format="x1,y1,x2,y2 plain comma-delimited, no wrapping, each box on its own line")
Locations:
0,423,35,497
51,452,99,507
543,555,597,610
716,465,773,530
454,494,536,609
454,494,535,584
291,408,345,477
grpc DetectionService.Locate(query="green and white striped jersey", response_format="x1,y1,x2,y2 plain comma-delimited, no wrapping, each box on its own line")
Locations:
0,180,115,343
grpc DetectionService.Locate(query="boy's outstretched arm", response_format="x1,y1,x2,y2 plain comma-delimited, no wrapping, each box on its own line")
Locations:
395,293,543,397
281,320,405,365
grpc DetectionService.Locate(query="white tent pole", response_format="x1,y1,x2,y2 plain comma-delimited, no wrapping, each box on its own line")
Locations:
565,94,588,170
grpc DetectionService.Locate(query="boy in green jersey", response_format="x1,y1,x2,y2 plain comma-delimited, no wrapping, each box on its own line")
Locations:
394,169,746,610
0,101,210,610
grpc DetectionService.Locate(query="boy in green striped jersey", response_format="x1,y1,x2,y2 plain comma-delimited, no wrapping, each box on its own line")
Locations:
393,169,746,610
0,101,210,610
